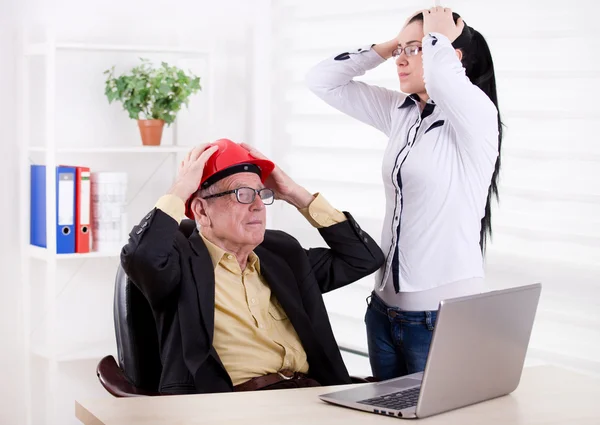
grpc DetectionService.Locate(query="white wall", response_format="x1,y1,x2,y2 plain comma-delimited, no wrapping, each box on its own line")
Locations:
0,0,26,422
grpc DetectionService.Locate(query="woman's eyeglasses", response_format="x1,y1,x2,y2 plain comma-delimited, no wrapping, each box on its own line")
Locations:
392,45,423,58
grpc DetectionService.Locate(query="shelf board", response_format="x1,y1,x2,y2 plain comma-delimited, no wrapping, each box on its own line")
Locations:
31,339,116,362
28,146,193,154
25,42,210,56
29,245,120,260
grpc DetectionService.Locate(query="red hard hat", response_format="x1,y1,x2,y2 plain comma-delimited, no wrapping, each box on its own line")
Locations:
184,138,275,219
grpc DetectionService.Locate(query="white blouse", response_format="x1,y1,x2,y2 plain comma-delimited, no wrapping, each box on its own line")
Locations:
306,32,499,310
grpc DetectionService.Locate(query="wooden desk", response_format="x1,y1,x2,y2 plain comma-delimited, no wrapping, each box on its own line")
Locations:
76,365,600,425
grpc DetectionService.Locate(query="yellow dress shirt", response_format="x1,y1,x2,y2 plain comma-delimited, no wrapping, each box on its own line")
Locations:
155,191,346,385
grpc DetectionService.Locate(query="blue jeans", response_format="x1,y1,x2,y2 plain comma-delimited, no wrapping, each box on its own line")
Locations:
364,291,438,380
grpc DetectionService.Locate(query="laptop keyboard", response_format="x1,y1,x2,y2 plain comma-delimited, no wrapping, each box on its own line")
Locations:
357,386,421,412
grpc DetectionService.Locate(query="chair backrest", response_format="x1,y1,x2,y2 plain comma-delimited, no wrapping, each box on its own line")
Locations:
113,218,197,391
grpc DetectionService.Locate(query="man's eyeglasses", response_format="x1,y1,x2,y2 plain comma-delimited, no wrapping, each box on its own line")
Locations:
392,45,423,58
202,187,275,205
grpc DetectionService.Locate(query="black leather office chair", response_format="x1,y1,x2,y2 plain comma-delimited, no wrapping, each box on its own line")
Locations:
97,219,373,397
97,219,197,397
96,263,161,396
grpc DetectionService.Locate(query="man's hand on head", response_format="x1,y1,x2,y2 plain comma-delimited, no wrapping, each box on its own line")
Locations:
240,143,314,209
168,144,219,202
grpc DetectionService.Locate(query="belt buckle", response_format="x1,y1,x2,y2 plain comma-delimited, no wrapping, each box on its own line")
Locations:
277,370,294,380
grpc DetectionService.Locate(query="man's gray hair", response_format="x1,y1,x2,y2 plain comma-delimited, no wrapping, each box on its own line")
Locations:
193,180,226,230
197,180,223,200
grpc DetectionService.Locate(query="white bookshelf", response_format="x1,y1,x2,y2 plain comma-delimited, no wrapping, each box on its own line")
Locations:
32,338,117,363
25,42,211,56
18,28,215,425
29,245,121,261
28,146,196,154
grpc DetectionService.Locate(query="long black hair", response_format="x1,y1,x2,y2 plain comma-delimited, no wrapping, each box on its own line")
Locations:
409,12,502,253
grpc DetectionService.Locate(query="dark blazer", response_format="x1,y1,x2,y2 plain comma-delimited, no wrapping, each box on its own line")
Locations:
120,208,385,394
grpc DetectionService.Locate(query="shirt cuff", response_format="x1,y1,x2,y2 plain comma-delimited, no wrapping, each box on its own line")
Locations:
155,194,186,224
423,32,452,48
299,193,347,228
350,44,387,69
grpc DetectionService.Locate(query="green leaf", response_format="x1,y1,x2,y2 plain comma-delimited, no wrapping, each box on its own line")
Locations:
103,58,202,126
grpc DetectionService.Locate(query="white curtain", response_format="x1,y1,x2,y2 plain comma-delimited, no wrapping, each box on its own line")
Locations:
269,0,600,376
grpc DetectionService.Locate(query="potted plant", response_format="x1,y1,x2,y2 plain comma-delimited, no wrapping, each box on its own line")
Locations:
104,58,202,146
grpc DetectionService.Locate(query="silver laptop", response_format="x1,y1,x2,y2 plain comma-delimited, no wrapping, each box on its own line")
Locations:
319,283,542,419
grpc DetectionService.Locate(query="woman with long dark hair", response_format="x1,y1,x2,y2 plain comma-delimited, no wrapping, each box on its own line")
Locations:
306,7,502,379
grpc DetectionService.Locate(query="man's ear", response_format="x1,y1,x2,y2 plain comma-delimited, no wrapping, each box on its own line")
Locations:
191,197,211,228
455,48,463,62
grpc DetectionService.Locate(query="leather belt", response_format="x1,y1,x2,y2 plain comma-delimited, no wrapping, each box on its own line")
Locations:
234,369,308,392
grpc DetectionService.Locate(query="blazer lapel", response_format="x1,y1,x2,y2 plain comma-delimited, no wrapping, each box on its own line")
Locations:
185,230,235,386
188,230,216,343
254,246,317,350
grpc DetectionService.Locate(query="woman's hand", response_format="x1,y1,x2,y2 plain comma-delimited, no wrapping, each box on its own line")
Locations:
422,6,464,42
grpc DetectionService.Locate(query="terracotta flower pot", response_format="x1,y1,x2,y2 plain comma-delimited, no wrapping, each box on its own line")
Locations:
137,119,165,146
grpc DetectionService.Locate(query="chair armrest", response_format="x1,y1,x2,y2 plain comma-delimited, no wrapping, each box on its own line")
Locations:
96,355,160,397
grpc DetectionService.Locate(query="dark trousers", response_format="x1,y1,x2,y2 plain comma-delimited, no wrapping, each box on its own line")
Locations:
365,291,438,380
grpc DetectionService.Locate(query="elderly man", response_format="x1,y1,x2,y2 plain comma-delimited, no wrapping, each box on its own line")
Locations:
121,138,384,394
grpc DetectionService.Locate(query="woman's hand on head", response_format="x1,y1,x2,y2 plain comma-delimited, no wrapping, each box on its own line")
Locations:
422,6,464,42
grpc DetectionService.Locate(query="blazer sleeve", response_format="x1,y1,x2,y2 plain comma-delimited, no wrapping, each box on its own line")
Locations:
120,208,182,309
304,212,385,294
